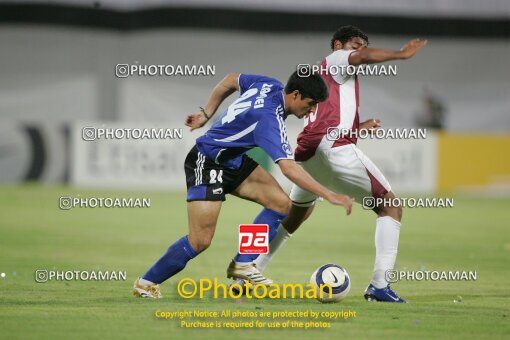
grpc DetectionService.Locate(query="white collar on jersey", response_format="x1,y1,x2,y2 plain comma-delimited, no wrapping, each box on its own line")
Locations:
280,90,287,118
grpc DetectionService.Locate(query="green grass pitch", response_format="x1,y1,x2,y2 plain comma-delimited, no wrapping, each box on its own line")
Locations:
0,185,509,339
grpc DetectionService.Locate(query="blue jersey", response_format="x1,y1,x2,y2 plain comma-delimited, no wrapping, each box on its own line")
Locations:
196,74,293,169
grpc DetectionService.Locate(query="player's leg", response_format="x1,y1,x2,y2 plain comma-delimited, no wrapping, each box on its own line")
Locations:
248,154,326,273
327,144,405,302
232,164,291,213
283,203,315,233
134,146,224,298
374,190,403,220
252,187,317,272
363,189,405,302
187,201,222,252
135,201,221,297
226,164,290,283
350,149,403,296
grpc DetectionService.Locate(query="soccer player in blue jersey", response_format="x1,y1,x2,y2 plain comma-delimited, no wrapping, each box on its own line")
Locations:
133,71,354,298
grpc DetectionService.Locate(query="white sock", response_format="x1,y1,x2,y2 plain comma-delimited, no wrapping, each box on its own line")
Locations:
253,225,292,272
371,216,401,289
139,278,155,286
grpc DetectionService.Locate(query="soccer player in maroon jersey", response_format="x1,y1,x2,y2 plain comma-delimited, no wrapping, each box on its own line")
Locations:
245,26,427,302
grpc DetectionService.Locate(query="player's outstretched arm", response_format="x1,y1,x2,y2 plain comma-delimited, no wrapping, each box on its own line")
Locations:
278,159,354,215
185,73,240,131
349,38,428,65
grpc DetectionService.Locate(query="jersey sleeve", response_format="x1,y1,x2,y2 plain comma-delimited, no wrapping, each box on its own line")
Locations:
326,49,356,84
253,110,294,163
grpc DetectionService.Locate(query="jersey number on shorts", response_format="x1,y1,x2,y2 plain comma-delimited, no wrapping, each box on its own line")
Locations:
222,88,258,124
209,170,223,184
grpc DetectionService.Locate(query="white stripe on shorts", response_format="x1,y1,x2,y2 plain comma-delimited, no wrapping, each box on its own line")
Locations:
195,152,205,186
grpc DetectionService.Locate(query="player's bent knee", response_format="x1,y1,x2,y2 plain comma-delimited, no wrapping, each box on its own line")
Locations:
378,204,402,222
282,198,292,214
397,205,403,220
267,196,291,215
188,228,215,253
391,198,403,221
190,237,212,253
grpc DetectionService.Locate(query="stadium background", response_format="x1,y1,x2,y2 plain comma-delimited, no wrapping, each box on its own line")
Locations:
0,1,509,339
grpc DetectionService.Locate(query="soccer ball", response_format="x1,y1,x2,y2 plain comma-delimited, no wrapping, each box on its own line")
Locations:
310,264,351,303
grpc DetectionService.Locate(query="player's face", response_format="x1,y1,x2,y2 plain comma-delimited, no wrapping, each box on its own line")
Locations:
292,95,318,119
343,37,368,51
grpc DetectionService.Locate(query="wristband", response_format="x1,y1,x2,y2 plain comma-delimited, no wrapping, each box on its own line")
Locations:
199,107,210,120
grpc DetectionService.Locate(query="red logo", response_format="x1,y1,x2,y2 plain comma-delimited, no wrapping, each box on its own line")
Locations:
238,224,269,254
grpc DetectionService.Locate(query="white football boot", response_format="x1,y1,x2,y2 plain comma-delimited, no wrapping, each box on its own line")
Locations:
133,278,162,298
226,260,273,285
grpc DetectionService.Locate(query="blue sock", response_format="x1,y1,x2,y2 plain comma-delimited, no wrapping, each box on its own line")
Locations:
142,235,198,284
234,208,287,263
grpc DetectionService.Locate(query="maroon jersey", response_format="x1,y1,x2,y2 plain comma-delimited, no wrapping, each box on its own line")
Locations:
295,50,360,162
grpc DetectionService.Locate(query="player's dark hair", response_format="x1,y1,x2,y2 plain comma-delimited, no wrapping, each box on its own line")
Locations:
285,70,328,102
330,25,369,50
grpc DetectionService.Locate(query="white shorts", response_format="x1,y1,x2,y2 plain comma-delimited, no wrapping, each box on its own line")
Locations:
289,143,392,207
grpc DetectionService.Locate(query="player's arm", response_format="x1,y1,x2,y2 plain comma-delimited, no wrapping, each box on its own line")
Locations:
185,73,240,131
278,159,354,215
349,38,427,65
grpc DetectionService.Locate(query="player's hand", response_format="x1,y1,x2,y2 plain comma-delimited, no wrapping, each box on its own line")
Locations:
325,193,355,215
359,118,381,137
360,118,381,130
185,112,208,131
400,38,428,59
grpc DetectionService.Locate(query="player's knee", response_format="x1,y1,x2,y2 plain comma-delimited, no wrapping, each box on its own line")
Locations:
192,237,212,253
189,233,214,253
268,196,291,215
378,204,402,222
395,205,403,221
